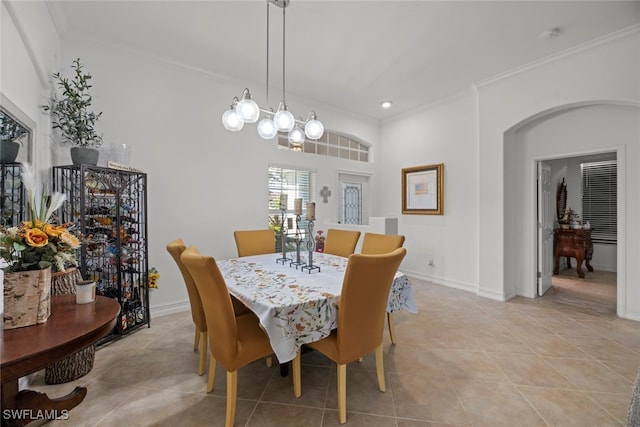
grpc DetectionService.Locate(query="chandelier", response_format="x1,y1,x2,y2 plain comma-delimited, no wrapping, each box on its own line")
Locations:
221,0,324,145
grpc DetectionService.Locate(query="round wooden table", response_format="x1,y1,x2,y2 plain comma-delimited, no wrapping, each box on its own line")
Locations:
1,295,120,426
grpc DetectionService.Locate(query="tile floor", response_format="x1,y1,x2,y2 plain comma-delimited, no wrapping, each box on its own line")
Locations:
28,270,639,426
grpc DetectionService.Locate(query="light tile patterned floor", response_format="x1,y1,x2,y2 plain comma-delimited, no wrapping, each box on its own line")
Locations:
28,271,638,426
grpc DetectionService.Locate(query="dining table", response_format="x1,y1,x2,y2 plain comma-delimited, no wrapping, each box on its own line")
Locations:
216,251,417,367
1,295,120,426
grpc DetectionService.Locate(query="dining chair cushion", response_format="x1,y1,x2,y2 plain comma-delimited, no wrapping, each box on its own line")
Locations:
361,232,405,254
234,229,276,257
323,229,361,258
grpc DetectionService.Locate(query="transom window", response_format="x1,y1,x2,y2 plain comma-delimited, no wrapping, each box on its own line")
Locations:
277,131,369,162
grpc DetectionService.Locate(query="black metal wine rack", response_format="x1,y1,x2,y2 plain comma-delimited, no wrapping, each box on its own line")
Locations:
1,163,25,228
52,165,150,343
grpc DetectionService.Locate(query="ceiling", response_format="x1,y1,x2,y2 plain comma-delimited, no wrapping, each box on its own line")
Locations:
48,0,640,122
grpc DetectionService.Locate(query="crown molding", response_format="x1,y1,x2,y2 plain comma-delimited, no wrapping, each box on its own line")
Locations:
475,24,640,90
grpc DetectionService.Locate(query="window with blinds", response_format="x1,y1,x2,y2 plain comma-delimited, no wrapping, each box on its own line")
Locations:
581,160,617,244
268,166,316,250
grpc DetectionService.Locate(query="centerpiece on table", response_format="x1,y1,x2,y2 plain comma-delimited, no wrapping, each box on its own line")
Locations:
43,58,103,166
1,163,81,329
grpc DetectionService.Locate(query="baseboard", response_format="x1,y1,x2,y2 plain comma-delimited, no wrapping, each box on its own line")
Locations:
401,269,477,294
150,300,190,319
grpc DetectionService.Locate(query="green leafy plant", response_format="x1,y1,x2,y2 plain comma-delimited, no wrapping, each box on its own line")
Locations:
0,111,27,142
43,58,103,148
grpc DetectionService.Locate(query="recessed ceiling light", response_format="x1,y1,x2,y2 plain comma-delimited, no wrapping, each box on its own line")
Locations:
381,100,392,109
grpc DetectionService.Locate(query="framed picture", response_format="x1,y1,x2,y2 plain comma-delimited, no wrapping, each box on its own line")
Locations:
402,163,444,215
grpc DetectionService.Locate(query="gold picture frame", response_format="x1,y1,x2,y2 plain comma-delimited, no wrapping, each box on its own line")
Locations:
402,163,444,215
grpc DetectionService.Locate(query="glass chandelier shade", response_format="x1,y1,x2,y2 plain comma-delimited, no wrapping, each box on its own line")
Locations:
257,116,278,139
304,112,324,140
273,102,295,132
222,105,244,131
288,124,305,144
235,89,260,123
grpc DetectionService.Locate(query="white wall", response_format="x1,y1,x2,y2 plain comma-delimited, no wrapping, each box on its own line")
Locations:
378,91,480,293
1,1,60,314
481,31,640,319
1,0,60,175
58,37,379,316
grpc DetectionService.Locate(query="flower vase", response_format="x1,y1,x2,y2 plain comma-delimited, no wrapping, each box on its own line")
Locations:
2,267,52,329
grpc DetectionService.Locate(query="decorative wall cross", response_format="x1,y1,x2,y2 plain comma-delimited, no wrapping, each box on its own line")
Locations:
320,186,331,203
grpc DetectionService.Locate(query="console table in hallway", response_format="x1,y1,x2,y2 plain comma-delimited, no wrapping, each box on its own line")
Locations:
553,228,594,278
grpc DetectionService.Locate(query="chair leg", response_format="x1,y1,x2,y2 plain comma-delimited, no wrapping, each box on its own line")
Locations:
337,364,347,424
387,312,396,345
375,344,386,392
207,356,216,393
225,370,238,427
292,352,301,398
198,331,208,376
193,325,200,351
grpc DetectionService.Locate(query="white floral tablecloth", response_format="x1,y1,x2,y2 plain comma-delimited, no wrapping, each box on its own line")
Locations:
216,252,417,363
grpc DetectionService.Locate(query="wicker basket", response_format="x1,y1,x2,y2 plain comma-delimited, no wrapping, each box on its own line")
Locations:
45,268,97,385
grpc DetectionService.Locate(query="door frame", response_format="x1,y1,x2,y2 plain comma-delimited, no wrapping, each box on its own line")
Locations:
532,148,624,315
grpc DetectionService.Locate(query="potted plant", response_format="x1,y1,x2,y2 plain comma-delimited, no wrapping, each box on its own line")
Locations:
0,111,27,163
43,58,103,166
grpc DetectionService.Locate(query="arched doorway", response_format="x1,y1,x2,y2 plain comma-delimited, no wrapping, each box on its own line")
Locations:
503,100,639,318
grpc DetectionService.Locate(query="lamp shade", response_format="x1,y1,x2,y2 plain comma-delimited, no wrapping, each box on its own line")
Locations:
288,125,305,144
257,117,277,139
222,108,244,131
304,118,324,140
273,102,295,132
236,98,260,123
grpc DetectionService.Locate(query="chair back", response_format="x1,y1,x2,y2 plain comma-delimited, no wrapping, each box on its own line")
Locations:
166,239,206,333
323,229,361,258
181,246,239,368
234,229,276,257
337,248,406,361
361,232,405,254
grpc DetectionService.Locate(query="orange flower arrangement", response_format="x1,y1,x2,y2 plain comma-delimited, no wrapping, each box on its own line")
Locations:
0,164,81,272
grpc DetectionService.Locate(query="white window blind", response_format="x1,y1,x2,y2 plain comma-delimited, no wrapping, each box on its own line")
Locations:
581,160,617,244
268,167,316,248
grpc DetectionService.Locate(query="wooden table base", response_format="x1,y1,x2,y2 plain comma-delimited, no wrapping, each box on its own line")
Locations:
1,381,86,426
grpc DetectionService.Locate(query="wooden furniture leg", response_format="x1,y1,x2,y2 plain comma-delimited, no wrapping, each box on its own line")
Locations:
2,380,87,426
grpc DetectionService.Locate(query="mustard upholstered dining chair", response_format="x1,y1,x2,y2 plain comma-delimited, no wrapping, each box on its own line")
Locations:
361,232,405,255
166,239,209,376
323,229,361,258
181,246,300,427
303,248,407,424
233,228,276,257
360,232,406,344
166,239,253,376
